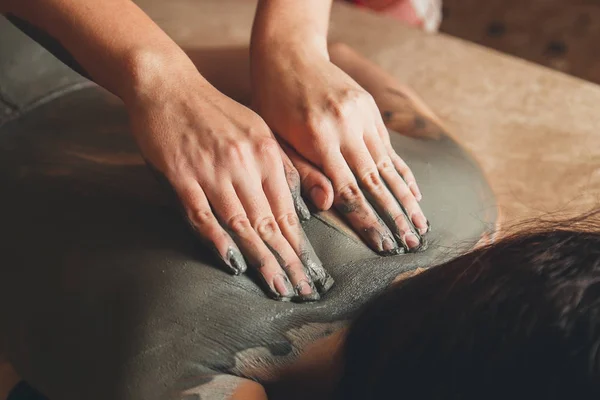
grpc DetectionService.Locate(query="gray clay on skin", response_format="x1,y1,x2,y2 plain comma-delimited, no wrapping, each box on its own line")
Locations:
0,18,497,400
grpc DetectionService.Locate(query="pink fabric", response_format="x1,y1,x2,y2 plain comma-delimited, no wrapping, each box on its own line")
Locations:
348,0,442,32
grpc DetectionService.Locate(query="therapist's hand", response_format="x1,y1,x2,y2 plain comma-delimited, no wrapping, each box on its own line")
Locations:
127,65,333,301
251,44,429,254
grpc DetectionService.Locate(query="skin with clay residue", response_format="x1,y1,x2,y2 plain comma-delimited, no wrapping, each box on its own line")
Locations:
225,247,247,276
298,243,335,293
382,88,445,141
335,193,401,255
286,167,311,222
265,242,321,302
336,201,359,215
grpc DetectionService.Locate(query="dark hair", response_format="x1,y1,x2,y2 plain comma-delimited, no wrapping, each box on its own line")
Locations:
336,211,600,399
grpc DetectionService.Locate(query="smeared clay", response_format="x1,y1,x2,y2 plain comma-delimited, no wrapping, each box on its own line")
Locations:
335,195,401,255
0,86,496,399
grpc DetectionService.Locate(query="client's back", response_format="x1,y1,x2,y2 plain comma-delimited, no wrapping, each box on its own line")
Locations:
339,213,600,399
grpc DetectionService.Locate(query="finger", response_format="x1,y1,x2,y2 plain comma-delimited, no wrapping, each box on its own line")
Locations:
278,147,311,221
232,168,319,302
206,182,298,301
280,141,334,211
366,124,429,236
262,156,335,294
343,139,423,252
388,155,430,236
174,179,247,275
391,150,422,201
373,105,423,202
363,135,429,249
322,149,400,255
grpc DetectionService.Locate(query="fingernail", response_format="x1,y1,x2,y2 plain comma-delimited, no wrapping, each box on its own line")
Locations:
301,254,335,293
411,213,428,235
410,182,422,201
225,247,247,275
273,274,294,299
364,227,399,255
297,280,313,295
404,232,420,249
295,280,320,302
382,237,396,252
310,186,329,210
294,194,311,222
316,274,335,293
382,240,403,256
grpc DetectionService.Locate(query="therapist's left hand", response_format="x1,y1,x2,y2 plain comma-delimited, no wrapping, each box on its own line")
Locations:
251,44,429,254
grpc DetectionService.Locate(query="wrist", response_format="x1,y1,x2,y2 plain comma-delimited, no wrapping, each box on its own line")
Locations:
251,1,330,62
251,32,329,64
119,45,208,107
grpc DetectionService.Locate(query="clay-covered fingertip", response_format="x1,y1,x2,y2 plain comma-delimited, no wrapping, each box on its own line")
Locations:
409,182,422,201
293,291,321,303
316,275,335,293
297,203,311,222
263,284,294,302
405,234,429,253
293,190,312,222
382,236,399,253
415,236,429,252
378,246,405,256
227,249,247,275
272,295,293,302
302,258,334,293
293,280,321,302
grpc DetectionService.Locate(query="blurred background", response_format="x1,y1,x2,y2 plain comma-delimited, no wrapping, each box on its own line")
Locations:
440,0,600,84
351,0,600,84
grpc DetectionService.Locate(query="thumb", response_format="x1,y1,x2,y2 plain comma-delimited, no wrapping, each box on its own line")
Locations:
279,141,334,211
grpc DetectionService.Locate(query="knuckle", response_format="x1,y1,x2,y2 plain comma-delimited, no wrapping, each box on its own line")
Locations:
256,137,280,158
304,114,325,138
256,256,271,271
396,185,413,203
393,214,411,230
188,207,213,227
363,91,377,107
338,182,362,203
361,170,384,192
224,141,249,163
325,97,346,119
377,156,395,172
324,94,354,120
227,214,252,236
255,216,280,239
277,212,300,229
392,154,408,170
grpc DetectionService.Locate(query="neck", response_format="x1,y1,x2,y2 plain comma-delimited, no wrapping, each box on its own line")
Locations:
264,329,346,400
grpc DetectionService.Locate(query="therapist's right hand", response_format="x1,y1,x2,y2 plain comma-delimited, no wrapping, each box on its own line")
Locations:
126,68,332,302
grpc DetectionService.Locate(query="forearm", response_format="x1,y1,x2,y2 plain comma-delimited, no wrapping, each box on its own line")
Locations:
251,0,333,57
2,0,198,103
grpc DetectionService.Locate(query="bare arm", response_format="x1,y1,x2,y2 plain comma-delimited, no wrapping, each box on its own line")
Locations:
252,0,331,58
2,0,191,104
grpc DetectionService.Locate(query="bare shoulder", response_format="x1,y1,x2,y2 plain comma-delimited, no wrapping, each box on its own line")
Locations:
177,373,266,400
